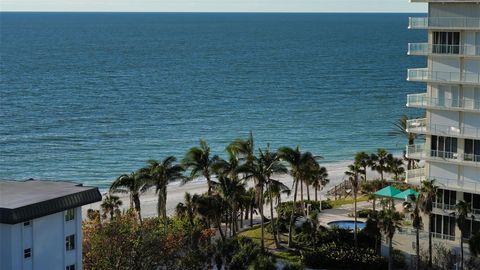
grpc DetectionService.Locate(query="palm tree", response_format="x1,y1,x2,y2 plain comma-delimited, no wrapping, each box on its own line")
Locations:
455,200,472,270
264,178,290,247
419,179,438,268
238,145,287,251
141,157,185,220
101,194,122,220
355,151,371,182
371,149,391,181
470,232,480,257
258,145,288,248
216,175,246,236
387,156,405,181
345,162,365,248
227,132,255,165
110,172,147,222
182,139,218,195
403,194,422,270
311,165,329,209
278,146,316,248
390,115,417,170
378,208,403,270
195,194,226,240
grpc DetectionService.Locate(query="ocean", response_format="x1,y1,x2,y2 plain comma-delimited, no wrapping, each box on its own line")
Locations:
0,13,425,188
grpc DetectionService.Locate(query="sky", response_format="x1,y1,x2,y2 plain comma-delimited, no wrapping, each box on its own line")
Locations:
1,0,427,13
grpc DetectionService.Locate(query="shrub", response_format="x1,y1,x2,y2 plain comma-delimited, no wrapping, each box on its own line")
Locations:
303,242,387,270
357,209,378,218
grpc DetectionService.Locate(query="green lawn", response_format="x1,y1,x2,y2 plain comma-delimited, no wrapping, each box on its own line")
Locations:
329,195,369,208
238,225,276,248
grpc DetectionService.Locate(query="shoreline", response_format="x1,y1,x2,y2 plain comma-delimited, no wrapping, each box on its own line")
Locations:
82,158,387,219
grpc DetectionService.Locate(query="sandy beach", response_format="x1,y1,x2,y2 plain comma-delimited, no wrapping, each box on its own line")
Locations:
82,159,383,219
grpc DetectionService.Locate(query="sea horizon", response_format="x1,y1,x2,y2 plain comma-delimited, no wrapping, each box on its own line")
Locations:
0,12,424,188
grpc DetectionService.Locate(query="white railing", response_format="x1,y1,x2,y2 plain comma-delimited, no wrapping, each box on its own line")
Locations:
409,17,480,29
408,43,480,57
407,93,480,112
408,68,480,85
406,118,480,139
405,169,480,193
431,232,456,241
433,202,456,211
405,168,426,184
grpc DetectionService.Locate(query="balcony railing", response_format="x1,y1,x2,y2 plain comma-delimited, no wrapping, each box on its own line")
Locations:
408,68,480,85
433,202,456,211
405,168,480,193
409,17,480,29
431,232,456,241
406,143,480,168
407,93,480,112
405,168,426,184
406,118,480,139
408,43,480,57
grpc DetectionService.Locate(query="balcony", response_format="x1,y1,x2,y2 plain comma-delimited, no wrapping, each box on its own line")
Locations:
409,17,480,30
406,93,480,112
408,43,480,57
406,143,480,167
405,168,426,184
407,68,480,85
406,118,480,139
405,168,480,194
433,201,456,211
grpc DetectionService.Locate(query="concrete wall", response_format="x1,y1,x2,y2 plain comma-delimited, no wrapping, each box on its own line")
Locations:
430,3,480,18
0,207,82,270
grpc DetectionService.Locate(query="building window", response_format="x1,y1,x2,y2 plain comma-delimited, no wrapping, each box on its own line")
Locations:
23,221,31,226
66,264,75,270
464,139,480,162
66,234,75,251
432,32,460,54
24,248,31,258
65,209,75,221
431,136,457,159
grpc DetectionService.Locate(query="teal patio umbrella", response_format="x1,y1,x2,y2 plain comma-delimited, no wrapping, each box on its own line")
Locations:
373,186,401,199
393,188,419,200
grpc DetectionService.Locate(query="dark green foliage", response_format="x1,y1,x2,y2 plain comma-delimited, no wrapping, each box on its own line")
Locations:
357,208,378,218
214,237,276,270
275,200,333,233
303,242,387,269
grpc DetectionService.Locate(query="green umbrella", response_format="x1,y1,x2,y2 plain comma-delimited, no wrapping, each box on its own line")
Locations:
393,188,419,200
373,186,401,198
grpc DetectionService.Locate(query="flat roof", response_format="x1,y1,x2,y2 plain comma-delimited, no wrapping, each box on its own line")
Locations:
0,180,101,224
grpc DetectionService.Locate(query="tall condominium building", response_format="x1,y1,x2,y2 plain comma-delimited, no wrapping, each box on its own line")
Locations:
405,0,480,243
0,180,101,270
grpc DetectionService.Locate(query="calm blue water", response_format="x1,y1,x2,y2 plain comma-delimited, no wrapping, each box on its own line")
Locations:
328,220,366,230
0,13,425,188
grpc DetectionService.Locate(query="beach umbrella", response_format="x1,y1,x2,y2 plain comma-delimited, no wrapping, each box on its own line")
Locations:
393,188,419,200
373,185,401,199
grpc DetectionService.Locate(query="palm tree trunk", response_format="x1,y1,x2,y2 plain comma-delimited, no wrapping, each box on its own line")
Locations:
269,186,280,248
416,227,420,270
306,184,310,202
240,208,244,229
300,180,305,215
205,171,212,196
354,189,358,248
428,213,433,268
250,202,254,227
130,193,134,210
217,218,225,241
460,235,464,270
260,187,265,252
380,171,384,181
388,236,393,270
288,179,299,248
133,194,142,223
315,186,318,202
373,197,376,212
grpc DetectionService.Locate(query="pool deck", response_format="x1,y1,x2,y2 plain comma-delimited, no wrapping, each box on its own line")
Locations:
319,201,370,227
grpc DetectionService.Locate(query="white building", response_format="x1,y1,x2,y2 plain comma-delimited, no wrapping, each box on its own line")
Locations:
0,180,101,270
405,0,480,243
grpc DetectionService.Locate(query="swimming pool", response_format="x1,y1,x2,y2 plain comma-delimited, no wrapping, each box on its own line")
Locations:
327,220,366,230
